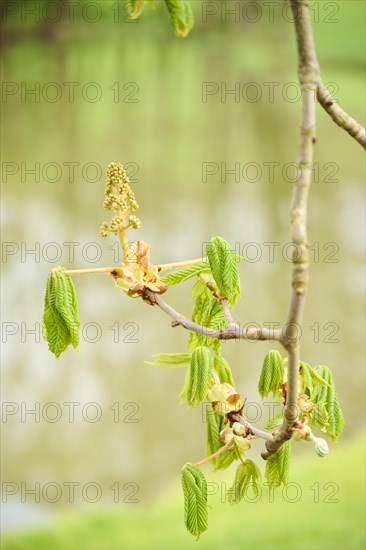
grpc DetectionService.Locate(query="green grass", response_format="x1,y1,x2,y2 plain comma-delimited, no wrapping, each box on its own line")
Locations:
2,434,365,550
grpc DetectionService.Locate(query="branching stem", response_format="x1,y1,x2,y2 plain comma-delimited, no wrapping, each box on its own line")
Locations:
231,414,274,442
144,289,282,342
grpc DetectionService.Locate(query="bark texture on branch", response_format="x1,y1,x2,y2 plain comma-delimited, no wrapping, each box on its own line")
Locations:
262,0,319,458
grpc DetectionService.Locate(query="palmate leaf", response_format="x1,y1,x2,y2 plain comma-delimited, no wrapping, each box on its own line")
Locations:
164,0,194,37
205,404,225,466
258,350,284,399
42,267,80,358
207,237,241,306
265,440,291,491
185,347,213,407
145,352,191,368
312,365,344,441
160,261,210,287
181,463,208,539
228,459,262,505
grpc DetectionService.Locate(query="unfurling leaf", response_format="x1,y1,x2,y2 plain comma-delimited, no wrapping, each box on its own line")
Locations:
215,438,249,472
164,0,194,37
309,401,329,432
207,237,241,306
181,463,208,539
258,350,284,398
205,404,225,466
300,361,330,396
214,447,237,471
42,267,80,358
228,459,262,504
312,365,344,441
185,347,213,407
213,355,235,386
188,284,226,354
145,352,191,368
160,261,210,286
265,440,291,490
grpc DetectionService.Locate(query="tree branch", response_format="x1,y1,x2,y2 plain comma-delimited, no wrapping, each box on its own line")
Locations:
262,0,318,459
144,289,282,342
317,81,366,149
141,0,364,461
219,298,235,326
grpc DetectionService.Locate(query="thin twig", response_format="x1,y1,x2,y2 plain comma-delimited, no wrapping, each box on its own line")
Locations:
144,289,282,342
317,81,366,150
157,257,206,271
219,298,235,326
231,414,274,442
65,267,116,275
194,441,233,467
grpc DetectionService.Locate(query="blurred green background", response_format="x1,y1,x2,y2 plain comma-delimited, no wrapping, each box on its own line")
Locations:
1,1,365,548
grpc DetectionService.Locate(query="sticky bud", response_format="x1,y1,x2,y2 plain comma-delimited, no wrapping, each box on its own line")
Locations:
219,427,234,443
232,422,245,436
314,437,329,457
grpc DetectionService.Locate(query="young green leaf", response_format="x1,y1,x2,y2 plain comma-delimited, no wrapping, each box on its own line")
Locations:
228,459,262,504
188,286,226,354
312,365,344,441
42,267,80,358
160,261,210,287
258,350,284,399
205,404,225,466
309,401,329,432
145,352,191,368
215,436,246,471
207,237,241,306
191,279,207,299
300,361,330,396
214,447,237,471
181,463,208,539
213,355,235,386
265,440,291,491
186,347,213,407
164,0,194,37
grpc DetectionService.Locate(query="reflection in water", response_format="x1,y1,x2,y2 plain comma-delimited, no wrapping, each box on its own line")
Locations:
1,10,364,527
